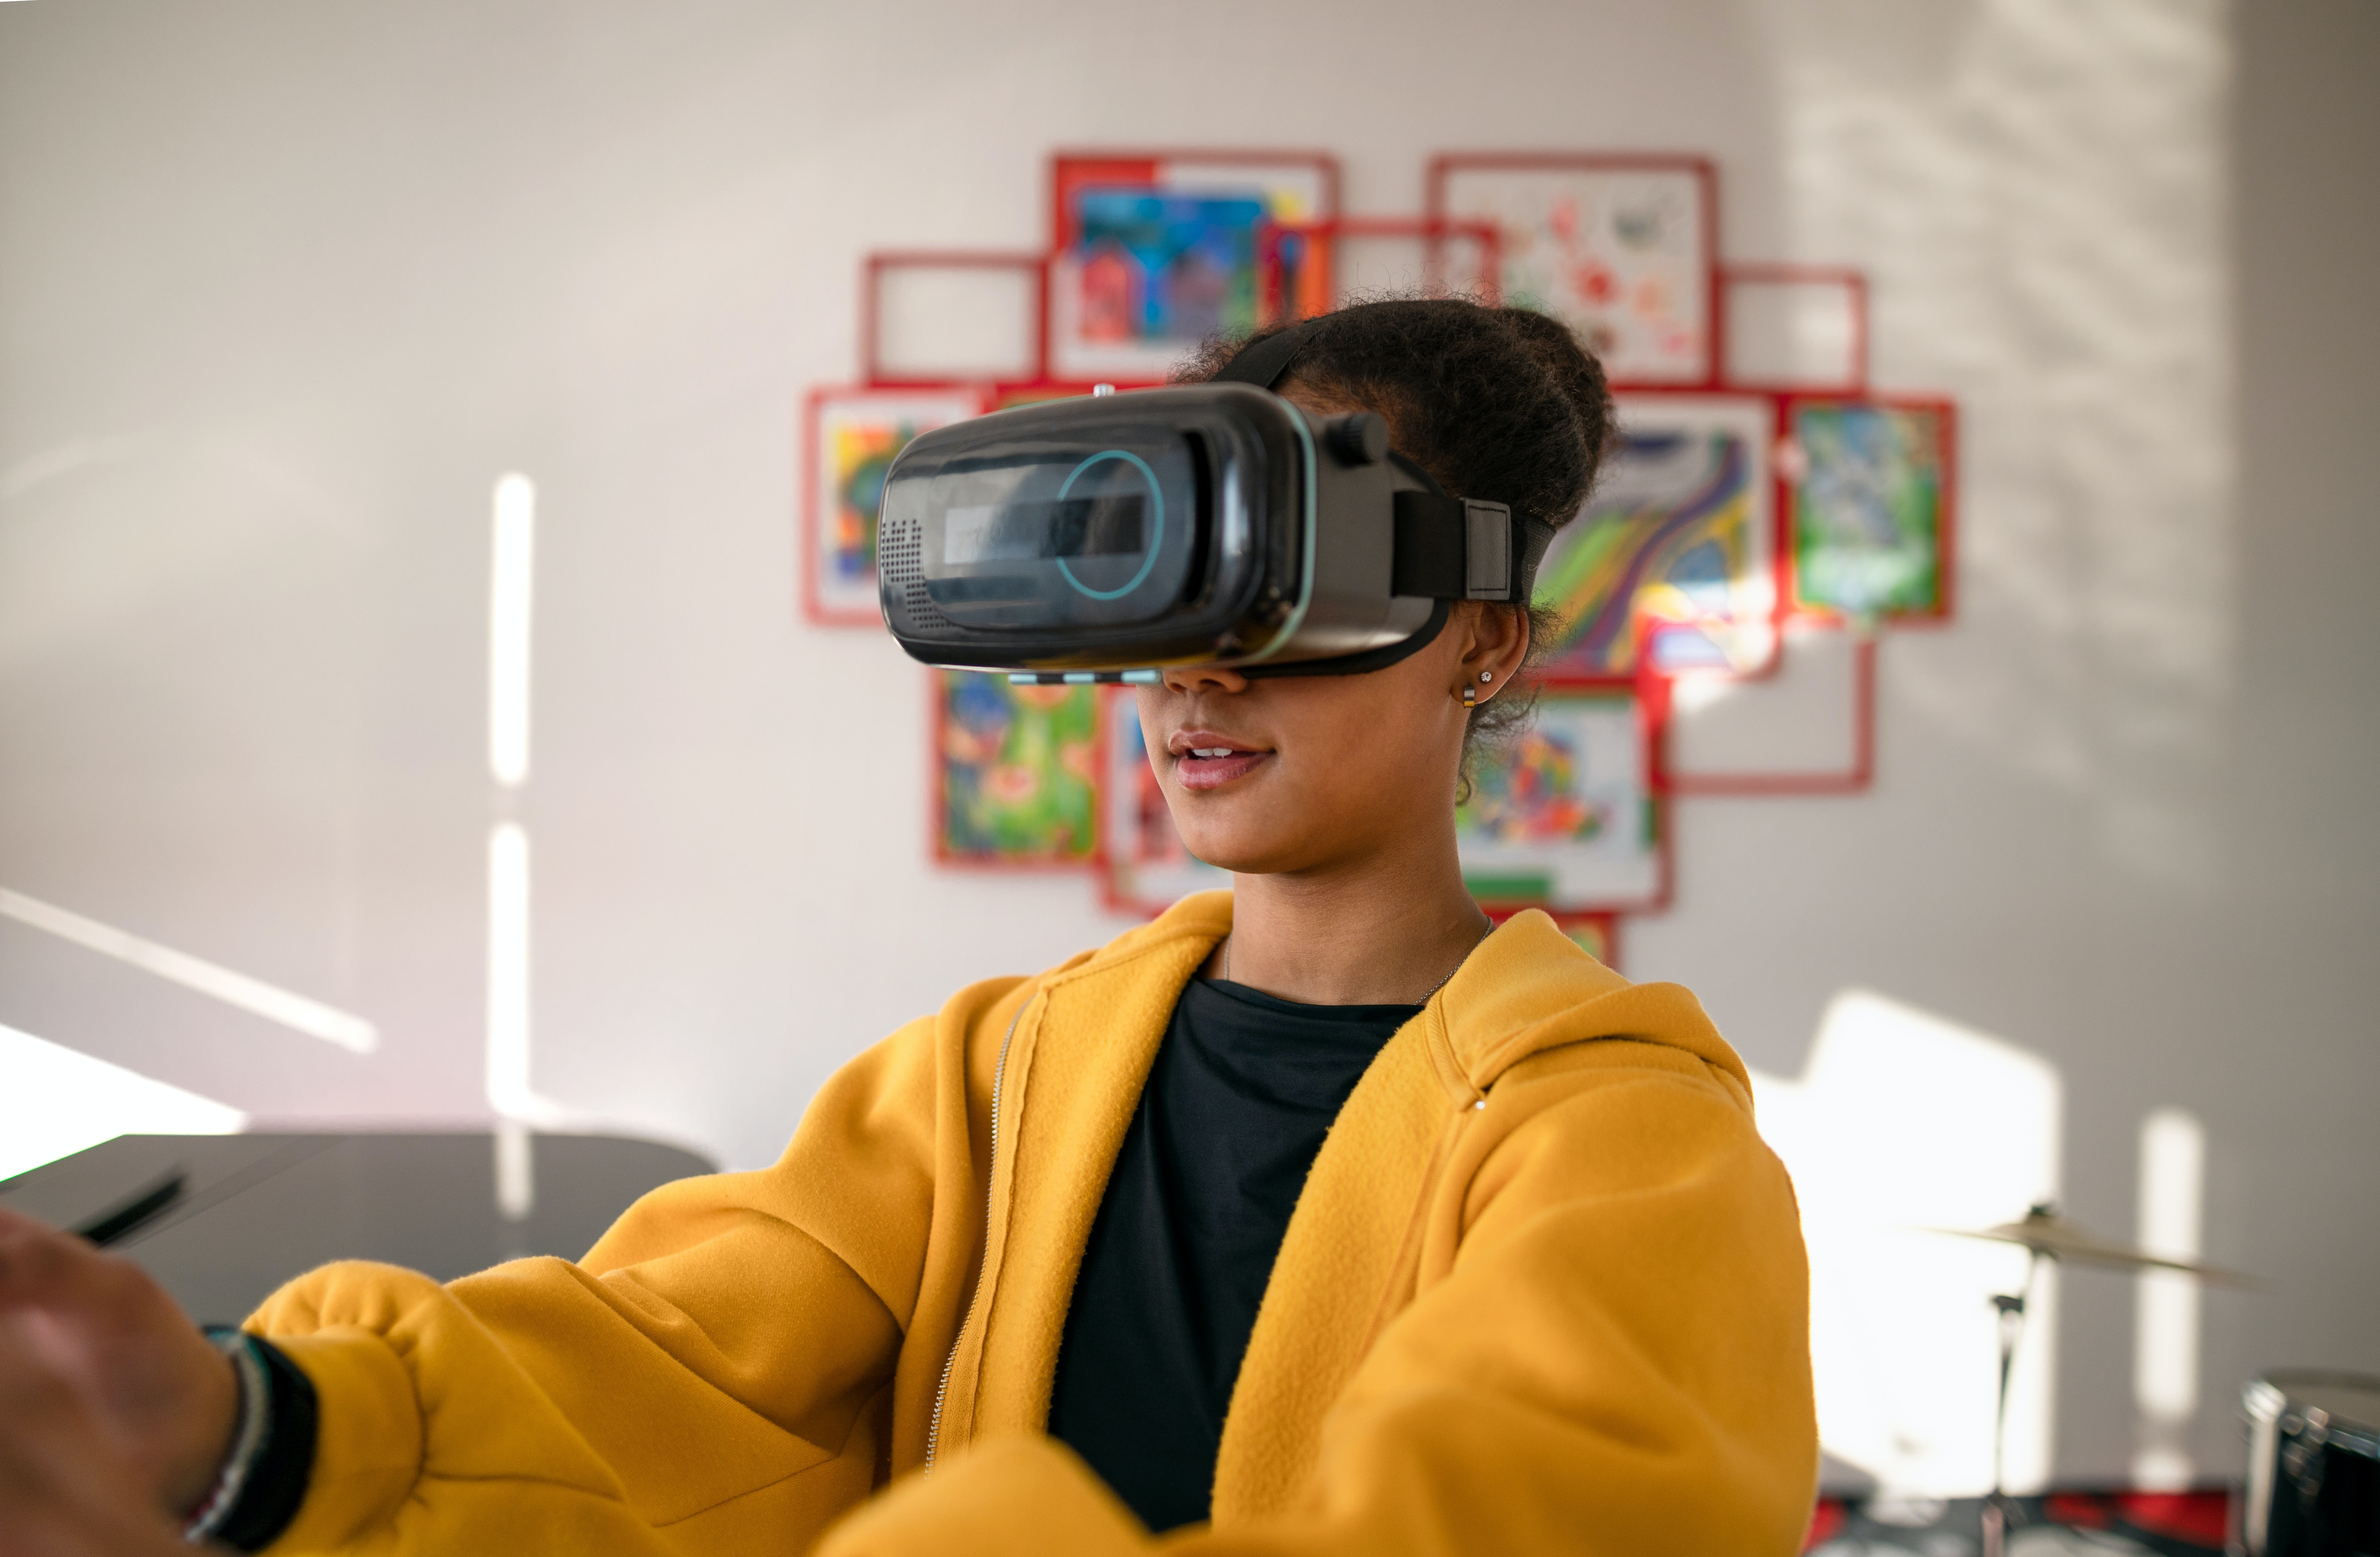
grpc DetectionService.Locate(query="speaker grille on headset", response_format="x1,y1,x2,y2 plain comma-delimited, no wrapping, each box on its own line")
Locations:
877,517,949,631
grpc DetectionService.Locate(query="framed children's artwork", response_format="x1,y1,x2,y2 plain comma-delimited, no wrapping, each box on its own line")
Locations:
1097,689,1229,915
1784,397,1958,622
1457,687,1666,912
933,670,1100,867
804,386,984,626
864,251,1044,386
1485,906,1620,971
1531,393,1778,682
1047,151,1340,383
1428,154,1718,387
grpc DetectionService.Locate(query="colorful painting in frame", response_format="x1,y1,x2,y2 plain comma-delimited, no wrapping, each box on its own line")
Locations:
1787,398,1955,621
1098,688,1229,915
935,671,1099,866
1049,154,1336,383
1532,394,1776,681
1486,907,1620,971
805,387,982,625
1457,688,1663,911
1432,156,1716,386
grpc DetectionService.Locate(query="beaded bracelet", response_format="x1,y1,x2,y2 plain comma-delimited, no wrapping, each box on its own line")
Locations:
180,1329,271,1545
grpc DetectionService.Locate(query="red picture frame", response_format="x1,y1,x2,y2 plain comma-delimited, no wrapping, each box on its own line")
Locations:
861,251,1046,387
1046,148,1343,384
1719,263,1870,394
1779,393,1960,626
929,668,1103,872
1426,152,1723,390
1460,682,1672,915
1534,387,1787,687
1644,628,1878,798
1050,148,1344,254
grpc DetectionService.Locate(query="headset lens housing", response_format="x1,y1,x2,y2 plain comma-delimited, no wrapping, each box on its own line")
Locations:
879,386,1308,672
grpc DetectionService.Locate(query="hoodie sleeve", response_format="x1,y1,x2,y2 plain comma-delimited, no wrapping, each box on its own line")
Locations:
813,1046,1819,1557
248,979,1017,1557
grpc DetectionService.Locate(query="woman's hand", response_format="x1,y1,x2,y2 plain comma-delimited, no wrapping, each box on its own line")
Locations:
0,1314,191,1557
0,1206,237,1529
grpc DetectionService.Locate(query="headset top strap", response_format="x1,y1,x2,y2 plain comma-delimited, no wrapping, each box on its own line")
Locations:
1210,320,1318,389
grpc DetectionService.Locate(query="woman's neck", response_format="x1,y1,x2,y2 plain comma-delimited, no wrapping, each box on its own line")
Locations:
1215,837,1490,1007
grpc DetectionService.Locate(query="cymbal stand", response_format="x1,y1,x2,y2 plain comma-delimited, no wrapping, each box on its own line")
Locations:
1982,1248,2044,1557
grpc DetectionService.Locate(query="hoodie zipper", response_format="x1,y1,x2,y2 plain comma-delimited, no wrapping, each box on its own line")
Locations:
923,1001,1025,1472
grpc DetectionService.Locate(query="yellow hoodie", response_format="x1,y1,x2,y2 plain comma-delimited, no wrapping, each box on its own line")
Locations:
249,893,1817,1555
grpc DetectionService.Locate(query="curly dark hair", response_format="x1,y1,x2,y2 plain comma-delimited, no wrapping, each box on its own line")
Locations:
1175,296,1614,772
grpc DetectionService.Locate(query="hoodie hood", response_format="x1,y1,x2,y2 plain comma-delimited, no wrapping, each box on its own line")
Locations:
1105,889,1752,1109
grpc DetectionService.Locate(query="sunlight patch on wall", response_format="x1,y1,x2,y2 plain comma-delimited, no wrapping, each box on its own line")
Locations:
1754,988,2064,1496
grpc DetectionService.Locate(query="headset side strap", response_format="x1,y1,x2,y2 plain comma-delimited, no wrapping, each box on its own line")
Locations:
1392,492,1522,600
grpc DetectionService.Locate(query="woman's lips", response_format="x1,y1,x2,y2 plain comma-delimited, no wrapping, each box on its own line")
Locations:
1176,750,1271,791
1170,731,1273,792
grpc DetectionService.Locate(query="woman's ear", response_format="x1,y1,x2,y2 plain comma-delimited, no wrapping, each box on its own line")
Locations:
1453,603,1531,706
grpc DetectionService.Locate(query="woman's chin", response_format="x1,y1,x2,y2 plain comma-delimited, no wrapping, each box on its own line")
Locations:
1172,819,1326,879
1172,825,1281,877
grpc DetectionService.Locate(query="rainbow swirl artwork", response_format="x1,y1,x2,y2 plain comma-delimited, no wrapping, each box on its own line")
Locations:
1531,395,1775,681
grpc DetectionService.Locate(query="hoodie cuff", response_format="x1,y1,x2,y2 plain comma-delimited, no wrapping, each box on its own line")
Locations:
255,1328,424,1554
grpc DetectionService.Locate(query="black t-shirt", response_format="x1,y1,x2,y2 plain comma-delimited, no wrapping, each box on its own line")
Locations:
1045,976,1422,1532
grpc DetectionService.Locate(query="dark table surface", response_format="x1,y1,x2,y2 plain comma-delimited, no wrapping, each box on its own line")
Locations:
0,1132,717,1325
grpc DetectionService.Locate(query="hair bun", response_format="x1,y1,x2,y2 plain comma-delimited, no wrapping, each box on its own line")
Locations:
1489,306,1615,474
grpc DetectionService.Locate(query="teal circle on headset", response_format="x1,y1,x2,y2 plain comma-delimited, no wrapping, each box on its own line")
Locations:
1054,449,1163,600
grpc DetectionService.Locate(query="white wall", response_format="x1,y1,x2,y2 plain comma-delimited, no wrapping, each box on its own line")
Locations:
2,0,2372,1491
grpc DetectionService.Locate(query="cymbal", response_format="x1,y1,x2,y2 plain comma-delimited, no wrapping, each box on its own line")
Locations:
1930,1204,2264,1288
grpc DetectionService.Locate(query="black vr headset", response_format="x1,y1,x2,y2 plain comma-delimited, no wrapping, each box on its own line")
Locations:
876,322,1558,683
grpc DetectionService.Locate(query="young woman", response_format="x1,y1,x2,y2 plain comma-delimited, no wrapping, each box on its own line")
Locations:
0,300,1818,1557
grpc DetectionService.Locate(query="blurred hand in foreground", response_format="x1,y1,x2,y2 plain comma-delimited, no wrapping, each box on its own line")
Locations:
0,1206,235,1552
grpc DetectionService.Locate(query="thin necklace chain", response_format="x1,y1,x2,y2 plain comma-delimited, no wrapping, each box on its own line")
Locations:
1221,915,1493,1003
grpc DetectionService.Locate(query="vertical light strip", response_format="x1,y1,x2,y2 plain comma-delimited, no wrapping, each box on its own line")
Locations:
494,1114,534,1223
489,474,535,788
488,472,536,1220
2133,1106,2206,1488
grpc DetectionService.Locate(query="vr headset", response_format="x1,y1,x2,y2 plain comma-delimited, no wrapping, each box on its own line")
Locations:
876,322,1558,682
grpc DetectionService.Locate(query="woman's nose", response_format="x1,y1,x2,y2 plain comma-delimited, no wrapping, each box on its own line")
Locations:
1160,663,1251,695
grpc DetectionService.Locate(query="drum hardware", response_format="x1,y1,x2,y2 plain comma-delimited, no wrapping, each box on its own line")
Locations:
1928,1203,2266,1557
2242,1372,2380,1556
1939,1204,2261,1287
